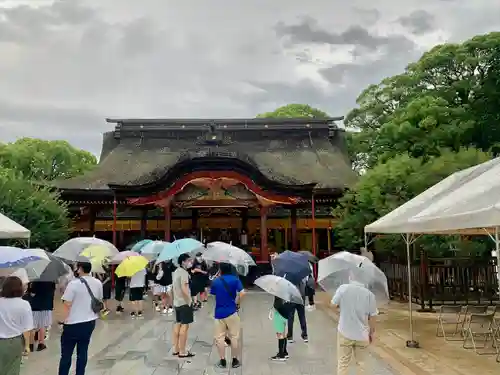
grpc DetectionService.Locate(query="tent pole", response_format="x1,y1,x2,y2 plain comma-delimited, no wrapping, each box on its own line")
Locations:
405,233,419,348
495,227,500,295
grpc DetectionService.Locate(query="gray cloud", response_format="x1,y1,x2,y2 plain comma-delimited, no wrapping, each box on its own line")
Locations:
0,0,498,155
398,10,436,35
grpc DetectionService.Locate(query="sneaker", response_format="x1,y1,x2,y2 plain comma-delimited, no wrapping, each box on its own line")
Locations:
155,305,161,312
130,312,136,319
161,308,168,314
270,354,286,361
37,343,47,352
231,358,241,368
306,304,316,311
216,359,227,368
287,338,294,343
116,306,124,313
302,335,309,343
101,309,110,317
137,311,144,318
284,352,290,359
167,307,173,315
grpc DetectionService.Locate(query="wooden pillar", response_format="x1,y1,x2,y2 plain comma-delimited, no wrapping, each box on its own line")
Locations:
140,208,148,239
291,207,298,251
260,206,269,262
241,208,248,232
112,199,117,246
88,207,96,236
164,205,171,242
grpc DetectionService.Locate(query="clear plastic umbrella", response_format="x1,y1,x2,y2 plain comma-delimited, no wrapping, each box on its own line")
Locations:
53,237,119,262
317,251,389,305
254,275,304,304
139,241,169,260
202,242,256,272
110,251,141,264
0,246,43,269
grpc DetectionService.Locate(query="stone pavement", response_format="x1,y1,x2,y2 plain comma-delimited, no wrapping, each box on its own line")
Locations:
21,292,399,375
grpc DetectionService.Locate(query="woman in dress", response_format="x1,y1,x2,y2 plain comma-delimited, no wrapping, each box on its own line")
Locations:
0,276,34,375
27,281,55,351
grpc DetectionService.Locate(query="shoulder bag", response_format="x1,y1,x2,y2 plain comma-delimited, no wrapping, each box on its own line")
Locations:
79,277,104,313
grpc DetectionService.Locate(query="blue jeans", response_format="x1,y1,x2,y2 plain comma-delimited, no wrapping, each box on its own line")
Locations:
58,320,96,375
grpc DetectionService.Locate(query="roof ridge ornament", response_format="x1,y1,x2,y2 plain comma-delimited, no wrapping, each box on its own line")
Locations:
195,122,232,146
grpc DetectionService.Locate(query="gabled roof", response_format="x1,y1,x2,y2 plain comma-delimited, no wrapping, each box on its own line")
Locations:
56,118,357,194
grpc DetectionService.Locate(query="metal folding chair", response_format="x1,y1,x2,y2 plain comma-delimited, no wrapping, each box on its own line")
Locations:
462,312,495,354
459,305,489,334
436,305,464,340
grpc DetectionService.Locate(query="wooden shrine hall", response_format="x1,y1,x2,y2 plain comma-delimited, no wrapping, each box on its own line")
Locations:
55,117,357,263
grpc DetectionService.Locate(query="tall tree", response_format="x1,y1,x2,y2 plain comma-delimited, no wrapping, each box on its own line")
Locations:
345,32,500,170
0,167,70,249
334,148,492,256
0,138,97,182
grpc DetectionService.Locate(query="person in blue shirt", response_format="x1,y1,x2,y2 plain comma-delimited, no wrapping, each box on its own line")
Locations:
210,262,245,369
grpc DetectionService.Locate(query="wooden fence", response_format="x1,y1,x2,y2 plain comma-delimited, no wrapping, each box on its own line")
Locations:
380,260,499,309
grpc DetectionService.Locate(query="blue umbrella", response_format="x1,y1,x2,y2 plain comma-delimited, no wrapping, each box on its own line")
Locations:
130,239,153,253
273,250,311,285
0,246,43,269
156,238,203,263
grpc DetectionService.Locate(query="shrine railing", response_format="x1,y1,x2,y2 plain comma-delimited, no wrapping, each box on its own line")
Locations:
380,260,499,308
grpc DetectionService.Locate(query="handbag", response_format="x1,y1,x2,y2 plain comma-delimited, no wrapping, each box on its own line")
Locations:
79,277,104,313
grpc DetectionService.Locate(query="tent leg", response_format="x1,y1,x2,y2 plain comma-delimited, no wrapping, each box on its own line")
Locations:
405,233,419,348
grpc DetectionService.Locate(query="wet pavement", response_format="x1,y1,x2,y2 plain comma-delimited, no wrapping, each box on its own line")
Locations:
22,291,399,375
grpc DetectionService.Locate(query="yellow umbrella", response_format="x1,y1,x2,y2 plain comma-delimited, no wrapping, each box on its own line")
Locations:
115,256,148,278
80,245,115,260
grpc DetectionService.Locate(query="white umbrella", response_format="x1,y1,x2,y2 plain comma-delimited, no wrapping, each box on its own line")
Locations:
202,242,255,274
318,251,389,305
53,237,118,262
254,275,304,304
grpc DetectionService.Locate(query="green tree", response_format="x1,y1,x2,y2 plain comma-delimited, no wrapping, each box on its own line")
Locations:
257,103,329,118
345,32,500,170
0,138,97,182
334,148,491,256
0,168,70,249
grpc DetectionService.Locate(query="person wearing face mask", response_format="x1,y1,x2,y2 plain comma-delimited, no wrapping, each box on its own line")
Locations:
171,254,195,359
190,253,208,308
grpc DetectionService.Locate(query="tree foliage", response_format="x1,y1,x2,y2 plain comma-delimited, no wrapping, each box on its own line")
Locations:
0,168,70,249
0,138,97,182
337,32,500,256
257,103,329,119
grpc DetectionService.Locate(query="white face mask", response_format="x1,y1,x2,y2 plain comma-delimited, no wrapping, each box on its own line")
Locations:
196,257,202,262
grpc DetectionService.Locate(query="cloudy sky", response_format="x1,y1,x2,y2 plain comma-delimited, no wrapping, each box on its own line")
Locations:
0,0,498,155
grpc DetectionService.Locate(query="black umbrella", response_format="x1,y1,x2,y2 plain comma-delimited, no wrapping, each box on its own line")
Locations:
298,250,319,263
27,253,71,282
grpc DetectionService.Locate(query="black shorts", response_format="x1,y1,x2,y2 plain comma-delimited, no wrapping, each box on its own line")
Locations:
129,287,144,301
103,282,112,300
174,304,194,325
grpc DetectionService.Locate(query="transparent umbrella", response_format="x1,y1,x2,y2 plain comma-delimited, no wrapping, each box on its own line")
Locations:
53,237,118,262
254,275,304,304
22,249,71,282
317,251,389,305
201,242,255,274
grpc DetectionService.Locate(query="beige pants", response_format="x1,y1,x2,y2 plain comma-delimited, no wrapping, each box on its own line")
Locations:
214,313,241,344
337,332,369,375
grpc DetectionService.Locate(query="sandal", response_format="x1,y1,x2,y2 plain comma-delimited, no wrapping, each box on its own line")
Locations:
172,352,179,356
178,352,195,358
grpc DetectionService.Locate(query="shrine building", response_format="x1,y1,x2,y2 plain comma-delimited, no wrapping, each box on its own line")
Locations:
55,117,357,263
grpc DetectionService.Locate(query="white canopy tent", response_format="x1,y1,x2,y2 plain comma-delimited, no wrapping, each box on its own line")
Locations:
365,156,500,348
0,212,30,240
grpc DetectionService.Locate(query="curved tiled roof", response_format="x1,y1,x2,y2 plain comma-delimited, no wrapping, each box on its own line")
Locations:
56,118,357,192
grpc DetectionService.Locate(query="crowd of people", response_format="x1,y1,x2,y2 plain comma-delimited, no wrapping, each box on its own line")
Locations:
0,246,378,375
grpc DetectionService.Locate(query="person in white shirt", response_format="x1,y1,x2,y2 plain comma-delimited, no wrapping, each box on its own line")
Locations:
58,262,103,375
331,275,378,375
0,276,34,375
129,268,147,319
